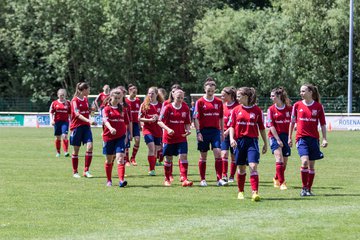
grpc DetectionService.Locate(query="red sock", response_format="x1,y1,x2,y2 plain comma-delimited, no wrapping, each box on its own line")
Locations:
84,151,92,172
164,161,172,181
131,145,139,160
179,159,188,180
301,167,309,188
117,163,125,181
198,159,206,180
71,154,78,173
276,162,285,184
55,139,61,153
222,157,228,178
236,172,246,192
230,160,236,178
157,149,164,163
105,163,113,181
62,139,69,152
250,171,259,192
307,169,315,190
215,158,222,181
148,155,156,171
125,149,129,163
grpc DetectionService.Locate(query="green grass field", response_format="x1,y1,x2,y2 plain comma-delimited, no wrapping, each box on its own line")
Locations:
1,128,360,239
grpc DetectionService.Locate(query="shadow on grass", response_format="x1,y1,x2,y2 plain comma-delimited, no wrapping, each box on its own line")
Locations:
263,197,315,201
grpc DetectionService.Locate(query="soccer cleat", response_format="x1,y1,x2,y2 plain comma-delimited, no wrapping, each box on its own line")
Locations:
83,171,93,178
306,189,315,196
280,182,288,190
119,180,128,187
182,180,193,187
56,153,60,157
199,180,208,187
217,179,229,187
251,191,261,202
228,177,235,183
222,176,228,182
106,181,112,187
73,173,81,178
237,191,245,200
64,152,70,157
164,180,171,187
300,187,309,197
148,170,156,176
273,178,280,188
131,160,138,166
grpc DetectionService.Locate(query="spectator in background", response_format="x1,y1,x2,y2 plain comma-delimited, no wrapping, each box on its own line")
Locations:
49,89,71,157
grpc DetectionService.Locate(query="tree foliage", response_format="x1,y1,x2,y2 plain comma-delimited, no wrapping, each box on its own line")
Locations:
0,0,359,105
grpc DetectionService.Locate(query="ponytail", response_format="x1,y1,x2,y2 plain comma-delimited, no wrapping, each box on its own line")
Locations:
304,84,320,103
238,87,257,106
271,87,291,106
73,82,89,98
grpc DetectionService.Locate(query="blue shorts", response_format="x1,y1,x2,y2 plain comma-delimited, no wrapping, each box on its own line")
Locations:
132,122,141,137
234,137,260,165
144,134,162,145
197,128,221,152
163,142,188,156
270,133,291,157
221,135,234,154
54,121,69,136
70,125,93,146
296,137,324,160
103,135,126,155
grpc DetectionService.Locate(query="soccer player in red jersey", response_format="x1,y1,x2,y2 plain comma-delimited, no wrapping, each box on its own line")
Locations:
126,84,142,166
220,86,239,183
193,78,226,187
116,86,133,167
102,89,130,187
139,87,164,176
49,89,71,157
94,84,110,117
158,89,193,187
160,84,183,179
288,84,328,197
229,87,267,201
69,82,97,178
266,87,292,190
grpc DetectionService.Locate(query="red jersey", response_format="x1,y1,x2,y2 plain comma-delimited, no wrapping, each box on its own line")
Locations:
97,92,109,108
291,100,326,141
49,100,71,122
70,97,90,130
139,102,163,137
193,96,223,129
121,103,132,123
160,103,191,144
228,105,265,139
266,104,292,137
223,101,239,131
102,105,129,142
125,97,141,123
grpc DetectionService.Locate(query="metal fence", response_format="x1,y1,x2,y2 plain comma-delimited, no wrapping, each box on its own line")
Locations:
0,96,359,113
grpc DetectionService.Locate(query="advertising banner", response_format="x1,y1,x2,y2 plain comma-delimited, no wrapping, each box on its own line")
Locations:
0,114,24,126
